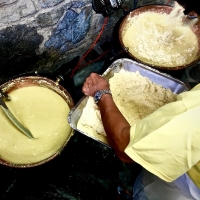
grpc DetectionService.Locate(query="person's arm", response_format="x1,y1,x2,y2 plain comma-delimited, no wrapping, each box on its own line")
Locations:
82,73,133,163
98,94,133,162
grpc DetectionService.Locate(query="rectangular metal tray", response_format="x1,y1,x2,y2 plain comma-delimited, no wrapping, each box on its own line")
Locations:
68,58,189,147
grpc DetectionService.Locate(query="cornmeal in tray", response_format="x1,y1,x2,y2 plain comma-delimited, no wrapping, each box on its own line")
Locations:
77,69,177,145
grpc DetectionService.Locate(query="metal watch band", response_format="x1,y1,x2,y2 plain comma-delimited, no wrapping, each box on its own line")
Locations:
94,89,112,104
100,89,112,95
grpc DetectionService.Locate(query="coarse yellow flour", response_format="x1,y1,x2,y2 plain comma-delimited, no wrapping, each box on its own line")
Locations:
122,3,199,67
77,69,177,144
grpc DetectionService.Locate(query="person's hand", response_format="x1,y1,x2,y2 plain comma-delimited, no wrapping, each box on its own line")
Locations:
82,73,110,97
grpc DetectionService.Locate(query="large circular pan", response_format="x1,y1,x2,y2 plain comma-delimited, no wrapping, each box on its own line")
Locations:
0,76,74,168
118,4,200,71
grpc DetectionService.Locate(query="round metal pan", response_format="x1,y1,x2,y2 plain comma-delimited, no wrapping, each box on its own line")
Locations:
0,75,74,168
118,4,200,71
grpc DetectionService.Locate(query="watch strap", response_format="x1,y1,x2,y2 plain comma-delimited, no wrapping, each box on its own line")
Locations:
94,89,112,104
99,89,112,95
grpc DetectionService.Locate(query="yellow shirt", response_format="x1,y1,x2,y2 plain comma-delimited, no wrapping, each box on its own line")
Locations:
125,84,200,188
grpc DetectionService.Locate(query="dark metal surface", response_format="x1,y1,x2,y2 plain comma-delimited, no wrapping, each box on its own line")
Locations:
92,0,123,17
0,133,124,200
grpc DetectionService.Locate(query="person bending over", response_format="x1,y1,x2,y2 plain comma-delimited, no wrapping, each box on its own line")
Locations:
82,3,200,196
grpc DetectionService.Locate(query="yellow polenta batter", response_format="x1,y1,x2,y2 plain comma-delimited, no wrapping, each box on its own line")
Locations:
0,86,71,165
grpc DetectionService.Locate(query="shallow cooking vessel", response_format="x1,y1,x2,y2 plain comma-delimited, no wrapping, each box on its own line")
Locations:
0,74,74,168
118,4,200,71
68,58,189,147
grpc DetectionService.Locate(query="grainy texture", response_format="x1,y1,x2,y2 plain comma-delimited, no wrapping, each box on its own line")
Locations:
77,69,177,144
122,3,199,67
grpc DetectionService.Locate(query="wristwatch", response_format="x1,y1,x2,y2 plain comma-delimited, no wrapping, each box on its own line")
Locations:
94,89,112,104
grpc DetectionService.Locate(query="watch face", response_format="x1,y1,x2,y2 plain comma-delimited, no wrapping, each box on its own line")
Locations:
94,90,112,104
94,91,102,103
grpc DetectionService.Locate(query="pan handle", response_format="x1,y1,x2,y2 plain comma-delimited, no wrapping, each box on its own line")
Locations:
0,89,11,101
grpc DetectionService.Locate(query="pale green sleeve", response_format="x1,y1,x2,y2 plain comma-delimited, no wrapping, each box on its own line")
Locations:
125,84,200,182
